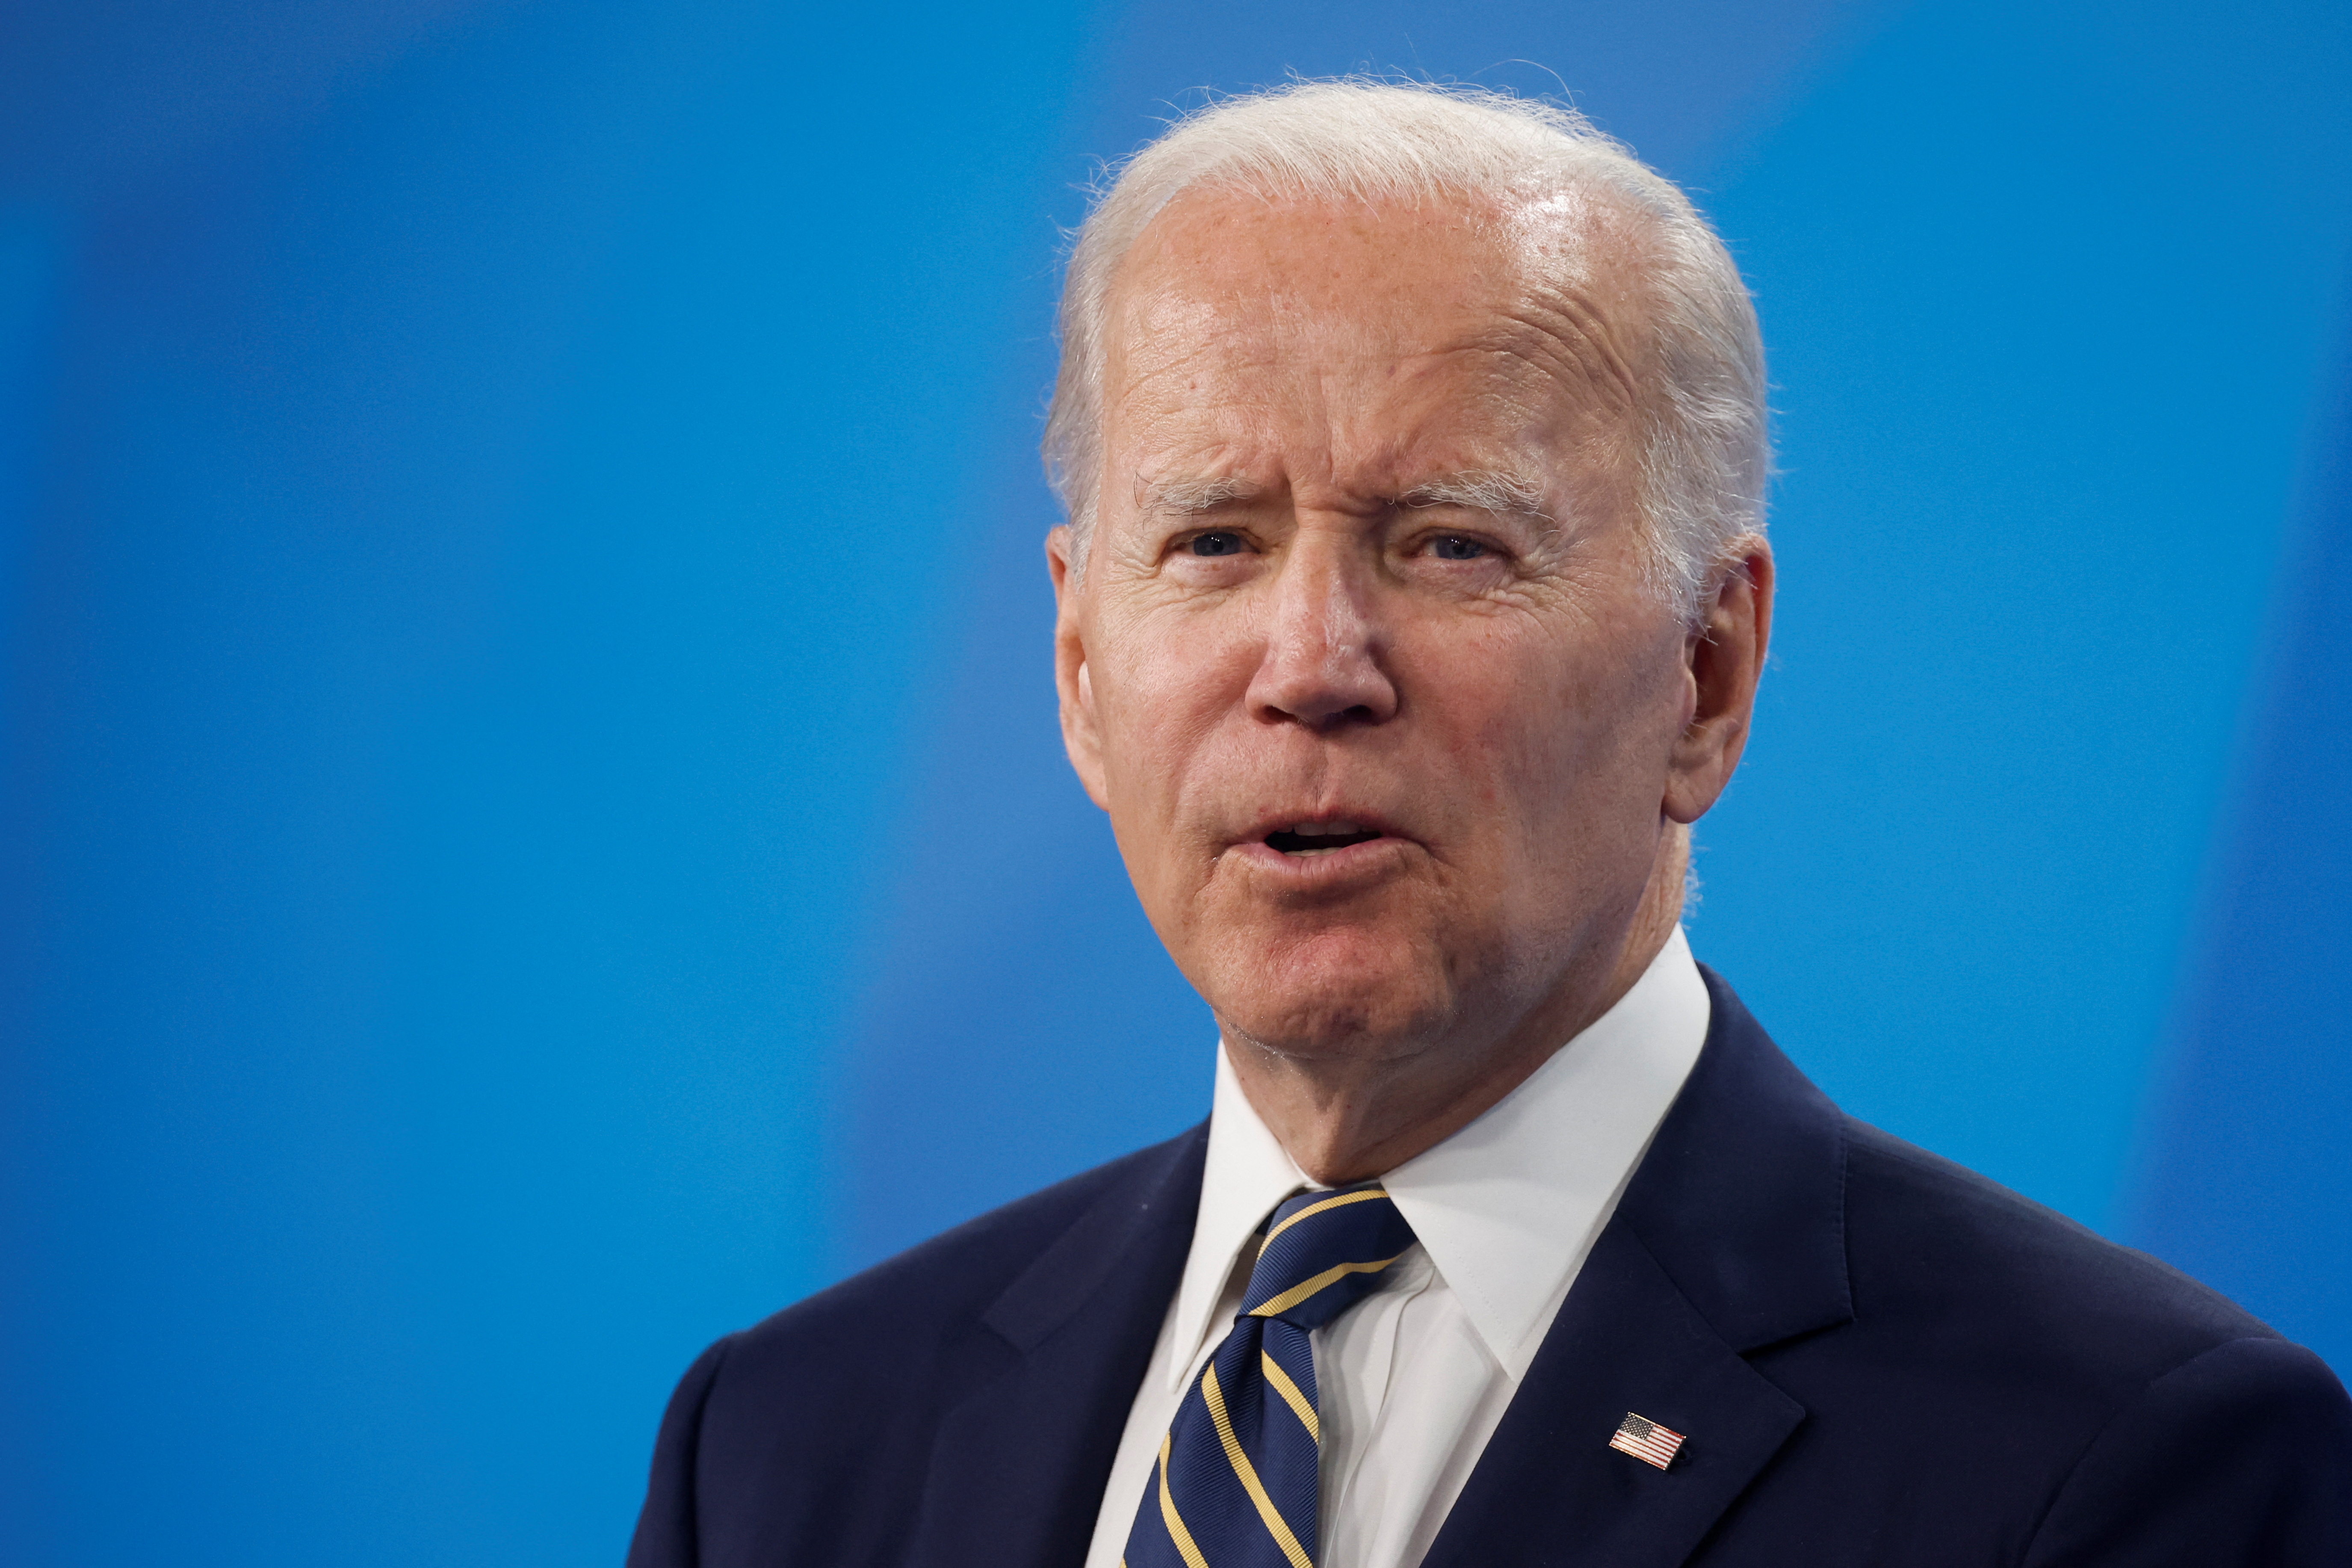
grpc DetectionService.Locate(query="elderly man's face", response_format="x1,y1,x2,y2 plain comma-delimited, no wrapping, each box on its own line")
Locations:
1052,189,1739,1071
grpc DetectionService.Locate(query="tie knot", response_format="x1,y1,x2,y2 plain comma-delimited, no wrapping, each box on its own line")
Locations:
1241,1181,1418,1331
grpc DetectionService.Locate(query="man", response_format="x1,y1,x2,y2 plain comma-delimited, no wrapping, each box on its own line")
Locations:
627,82,2352,1567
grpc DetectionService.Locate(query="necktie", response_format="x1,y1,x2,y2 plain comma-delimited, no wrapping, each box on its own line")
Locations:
1122,1181,1418,1568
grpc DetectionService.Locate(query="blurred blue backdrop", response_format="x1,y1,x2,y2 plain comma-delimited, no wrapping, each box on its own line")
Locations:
2,1,2347,1563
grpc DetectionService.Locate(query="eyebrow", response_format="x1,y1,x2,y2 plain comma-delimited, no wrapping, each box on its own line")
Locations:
1397,470,1553,522
1134,468,1554,522
1138,475,1264,515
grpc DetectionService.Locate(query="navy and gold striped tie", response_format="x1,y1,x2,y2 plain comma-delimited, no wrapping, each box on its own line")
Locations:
1123,1181,1418,1568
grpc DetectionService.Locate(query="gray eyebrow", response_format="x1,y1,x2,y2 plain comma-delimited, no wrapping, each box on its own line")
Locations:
1135,469,1554,524
1396,470,1553,522
1138,475,1264,515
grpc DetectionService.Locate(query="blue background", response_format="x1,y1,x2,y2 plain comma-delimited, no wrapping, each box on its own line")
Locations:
3,1,2348,1562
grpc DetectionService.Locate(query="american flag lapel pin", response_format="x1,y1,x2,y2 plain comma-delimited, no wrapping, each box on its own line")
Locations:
1609,1411,1687,1470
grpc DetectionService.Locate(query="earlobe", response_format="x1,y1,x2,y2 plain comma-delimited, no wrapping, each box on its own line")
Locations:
1061,651,1111,810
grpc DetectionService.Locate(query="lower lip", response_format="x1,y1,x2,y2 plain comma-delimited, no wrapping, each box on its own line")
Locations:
1228,835,1408,882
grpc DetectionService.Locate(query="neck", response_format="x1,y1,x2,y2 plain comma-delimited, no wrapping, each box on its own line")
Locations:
1224,829,1688,1186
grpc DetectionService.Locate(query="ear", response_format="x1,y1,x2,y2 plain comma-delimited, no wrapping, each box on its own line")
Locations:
1047,526,1112,810
1664,536,1773,824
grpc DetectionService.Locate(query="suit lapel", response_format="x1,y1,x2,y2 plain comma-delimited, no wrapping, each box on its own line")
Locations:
901,1125,1207,1568
1420,1221,1806,1568
1424,969,1852,1568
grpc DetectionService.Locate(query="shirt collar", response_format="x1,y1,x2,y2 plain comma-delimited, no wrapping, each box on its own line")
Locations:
1168,1036,1312,1389
1170,926,1712,1388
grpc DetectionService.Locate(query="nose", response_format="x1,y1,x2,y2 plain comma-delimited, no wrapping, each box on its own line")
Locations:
1244,529,1399,730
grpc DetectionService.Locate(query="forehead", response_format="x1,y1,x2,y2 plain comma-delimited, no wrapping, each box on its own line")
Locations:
1099,186,1652,490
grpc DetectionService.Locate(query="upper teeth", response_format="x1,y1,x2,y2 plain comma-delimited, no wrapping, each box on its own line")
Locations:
1291,822,1361,836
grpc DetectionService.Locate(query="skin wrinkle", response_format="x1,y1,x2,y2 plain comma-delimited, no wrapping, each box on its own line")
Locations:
1050,186,1771,1183
1477,298,1643,423
1110,192,1646,479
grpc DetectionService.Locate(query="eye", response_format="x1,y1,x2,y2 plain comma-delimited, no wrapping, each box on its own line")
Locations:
1188,531,1247,558
1428,535,1489,561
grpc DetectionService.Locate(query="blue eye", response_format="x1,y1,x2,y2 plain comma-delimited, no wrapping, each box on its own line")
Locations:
1189,532,1246,557
1430,536,1487,561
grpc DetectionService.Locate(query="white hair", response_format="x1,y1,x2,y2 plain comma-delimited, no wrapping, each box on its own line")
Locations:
1042,80,1769,619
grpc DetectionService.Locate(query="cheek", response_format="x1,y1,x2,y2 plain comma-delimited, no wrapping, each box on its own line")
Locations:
1454,625,1680,831
1090,610,1251,806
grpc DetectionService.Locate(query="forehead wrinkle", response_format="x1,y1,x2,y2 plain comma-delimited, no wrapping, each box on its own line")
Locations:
1105,330,1259,423
1302,347,1554,500
1100,194,1648,522
1471,301,1643,431
1502,182,1661,409
1109,335,1590,523
1253,198,1650,435
1362,323,1597,435
1105,307,1322,467
1102,268,1294,439
1108,367,1288,498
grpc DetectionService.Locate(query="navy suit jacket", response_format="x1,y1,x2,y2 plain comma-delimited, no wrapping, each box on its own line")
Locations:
627,971,2352,1566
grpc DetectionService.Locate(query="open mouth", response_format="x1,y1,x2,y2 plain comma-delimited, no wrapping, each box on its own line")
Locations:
1265,822,1386,856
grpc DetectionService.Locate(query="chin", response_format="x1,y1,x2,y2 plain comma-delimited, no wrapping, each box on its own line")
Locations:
1204,925,1459,1062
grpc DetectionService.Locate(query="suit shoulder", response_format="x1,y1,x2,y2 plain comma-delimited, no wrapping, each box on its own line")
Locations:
2023,1335,2352,1564
1838,1116,2274,1377
1708,1112,2349,1561
626,1128,1206,1566
733,1123,1205,1363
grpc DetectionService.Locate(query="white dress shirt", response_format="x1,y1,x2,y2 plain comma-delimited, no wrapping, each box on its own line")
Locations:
1081,927,1713,1568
